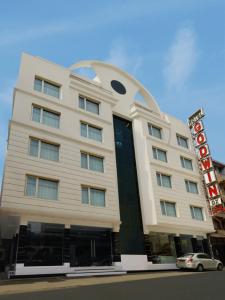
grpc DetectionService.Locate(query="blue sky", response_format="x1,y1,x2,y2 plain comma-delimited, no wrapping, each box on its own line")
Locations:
0,0,225,183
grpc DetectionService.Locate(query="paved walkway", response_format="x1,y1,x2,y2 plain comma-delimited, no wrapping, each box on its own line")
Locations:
0,271,201,295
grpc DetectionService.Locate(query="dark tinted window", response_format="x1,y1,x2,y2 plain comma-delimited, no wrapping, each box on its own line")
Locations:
17,222,64,266
197,254,211,259
111,80,126,95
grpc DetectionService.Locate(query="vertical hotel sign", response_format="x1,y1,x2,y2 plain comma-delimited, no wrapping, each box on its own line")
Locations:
188,108,224,215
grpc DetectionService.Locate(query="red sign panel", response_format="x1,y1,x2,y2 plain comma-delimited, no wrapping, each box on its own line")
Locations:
188,109,223,215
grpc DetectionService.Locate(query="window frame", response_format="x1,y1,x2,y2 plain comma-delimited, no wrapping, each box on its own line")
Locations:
156,172,172,188
34,77,61,99
81,185,106,207
32,105,60,129
190,206,204,221
80,151,104,172
160,200,177,217
28,137,60,162
79,95,100,115
148,123,162,139
176,134,189,149
80,121,103,142
180,156,193,170
25,175,59,200
152,147,167,162
185,180,199,194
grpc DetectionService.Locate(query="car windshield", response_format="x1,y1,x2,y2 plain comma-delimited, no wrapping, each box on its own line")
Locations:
181,253,194,257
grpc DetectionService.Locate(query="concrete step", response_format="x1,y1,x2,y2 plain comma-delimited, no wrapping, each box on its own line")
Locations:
66,271,126,278
70,267,120,273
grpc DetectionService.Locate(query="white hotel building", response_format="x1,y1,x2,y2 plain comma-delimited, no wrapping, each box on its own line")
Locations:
0,53,214,276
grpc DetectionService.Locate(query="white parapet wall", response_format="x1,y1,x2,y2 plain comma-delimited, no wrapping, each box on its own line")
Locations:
121,255,149,271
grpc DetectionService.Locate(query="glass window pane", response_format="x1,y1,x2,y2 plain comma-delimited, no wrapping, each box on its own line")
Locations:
29,139,39,157
26,176,36,196
162,175,171,188
81,153,88,169
166,202,176,217
43,81,60,98
148,232,176,264
185,159,193,170
180,157,185,168
86,100,99,114
195,208,203,220
160,201,166,215
43,110,60,128
88,125,102,142
82,187,89,204
79,96,85,109
89,155,103,172
156,173,161,186
37,179,58,200
151,126,162,139
34,78,42,92
90,189,105,207
80,123,87,137
191,207,203,221
177,135,188,148
190,206,195,219
185,180,189,192
32,107,41,123
153,147,157,159
40,142,59,161
158,149,167,162
189,181,198,194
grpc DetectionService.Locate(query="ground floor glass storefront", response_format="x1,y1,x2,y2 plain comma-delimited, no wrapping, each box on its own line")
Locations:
149,233,176,263
16,222,113,267
148,232,209,264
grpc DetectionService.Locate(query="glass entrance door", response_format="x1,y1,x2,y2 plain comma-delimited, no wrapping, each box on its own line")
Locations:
70,226,112,267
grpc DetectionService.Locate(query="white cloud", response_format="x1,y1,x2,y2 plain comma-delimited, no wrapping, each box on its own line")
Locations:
163,25,198,90
0,1,184,47
106,39,143,76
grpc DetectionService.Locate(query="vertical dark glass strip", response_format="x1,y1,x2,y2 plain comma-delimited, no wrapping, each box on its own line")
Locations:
113,115,145,254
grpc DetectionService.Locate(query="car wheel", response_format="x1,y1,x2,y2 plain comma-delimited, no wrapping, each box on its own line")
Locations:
196,264,204,272
217,264,223,271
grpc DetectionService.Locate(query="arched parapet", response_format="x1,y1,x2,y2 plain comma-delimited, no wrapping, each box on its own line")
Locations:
70,60,161,116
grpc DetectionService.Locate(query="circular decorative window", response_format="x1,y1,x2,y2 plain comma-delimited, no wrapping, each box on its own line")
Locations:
111,80,126,95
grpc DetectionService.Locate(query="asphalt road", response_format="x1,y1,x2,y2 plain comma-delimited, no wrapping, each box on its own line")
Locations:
0,271,225,300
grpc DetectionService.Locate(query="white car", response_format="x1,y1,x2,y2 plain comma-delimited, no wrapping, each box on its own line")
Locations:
176,253,223,272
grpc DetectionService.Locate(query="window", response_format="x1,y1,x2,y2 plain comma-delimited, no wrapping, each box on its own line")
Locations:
148,232,176,264
160,201,176,217
148,124,162,139
80,122,102,142
79,96,99,115
177,134,189,148
25,175,58,200
81,186,105,207
29,138,59,161
190,206,204,221
185,180,198,194
156,172,172,188
180,156,193,170
197,254,210,259
153,147,167,162
81,152,104,172
34,77,60,98
32,105,60,128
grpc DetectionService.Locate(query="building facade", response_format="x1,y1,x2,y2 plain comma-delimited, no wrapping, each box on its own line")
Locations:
0,53,214,276
210,160,225,264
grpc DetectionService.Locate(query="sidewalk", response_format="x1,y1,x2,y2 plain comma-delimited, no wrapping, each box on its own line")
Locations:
0,271,200,296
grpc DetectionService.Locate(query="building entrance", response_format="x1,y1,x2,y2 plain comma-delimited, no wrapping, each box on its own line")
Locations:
70,226,112,267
